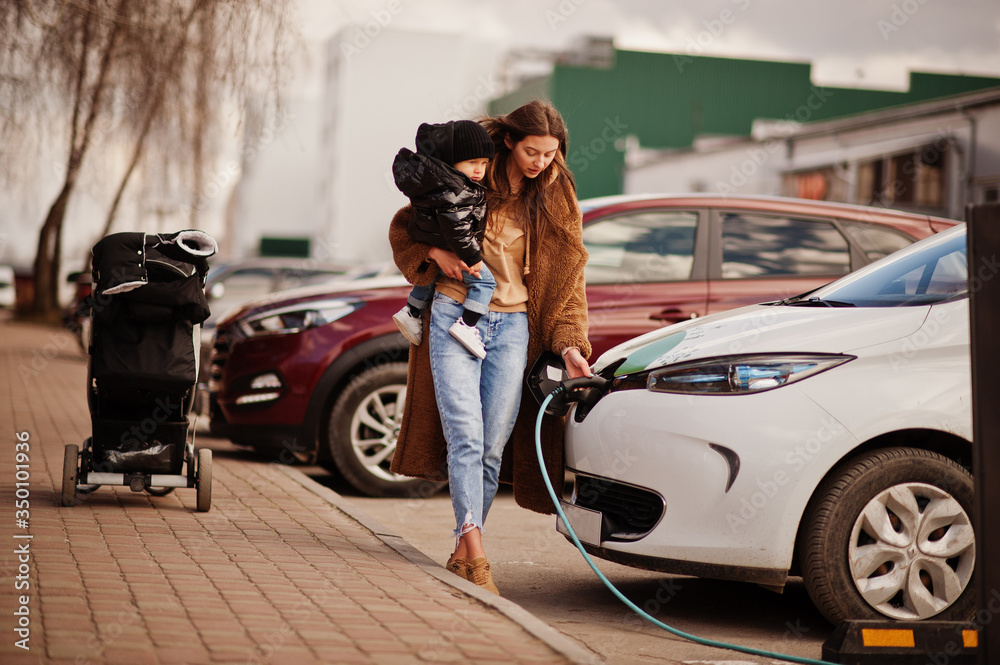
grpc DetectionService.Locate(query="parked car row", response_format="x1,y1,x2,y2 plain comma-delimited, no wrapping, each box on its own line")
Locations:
206,194,957,494
201,258,399,332
206,193,975,624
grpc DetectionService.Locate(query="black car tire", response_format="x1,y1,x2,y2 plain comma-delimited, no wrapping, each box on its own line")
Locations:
328,362,445,498
799,447,976,624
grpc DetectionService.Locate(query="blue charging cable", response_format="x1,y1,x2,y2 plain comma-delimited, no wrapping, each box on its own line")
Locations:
535,388,838,665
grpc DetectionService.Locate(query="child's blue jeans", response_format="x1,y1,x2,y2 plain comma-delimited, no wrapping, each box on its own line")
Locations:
407,263,495,317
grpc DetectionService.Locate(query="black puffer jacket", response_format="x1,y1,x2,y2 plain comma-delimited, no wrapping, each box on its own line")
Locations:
392,148,487,266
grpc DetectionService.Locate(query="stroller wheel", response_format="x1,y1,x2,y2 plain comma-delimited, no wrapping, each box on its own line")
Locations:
196,448,212,512
75,437,99,494
146,487,175,497
61,444,79,507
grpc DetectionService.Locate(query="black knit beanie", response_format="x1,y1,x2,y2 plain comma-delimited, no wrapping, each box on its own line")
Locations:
415,120,494,165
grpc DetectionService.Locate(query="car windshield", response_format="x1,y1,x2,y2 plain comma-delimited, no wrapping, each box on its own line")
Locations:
796,225,967,308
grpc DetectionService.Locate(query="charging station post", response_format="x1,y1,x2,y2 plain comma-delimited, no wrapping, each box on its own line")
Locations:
967,202,1000,665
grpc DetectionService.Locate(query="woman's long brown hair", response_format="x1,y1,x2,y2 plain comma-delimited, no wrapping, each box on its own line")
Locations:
479,100,577,248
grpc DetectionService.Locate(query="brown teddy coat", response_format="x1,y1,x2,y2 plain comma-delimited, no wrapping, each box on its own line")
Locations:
388,190,591,514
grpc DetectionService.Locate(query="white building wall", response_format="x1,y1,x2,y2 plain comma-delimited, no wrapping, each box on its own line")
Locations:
229,96,322,260
226,27,504,266
318,27,504,265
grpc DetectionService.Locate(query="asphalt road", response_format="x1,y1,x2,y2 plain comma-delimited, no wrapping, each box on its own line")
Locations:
310,470,835,665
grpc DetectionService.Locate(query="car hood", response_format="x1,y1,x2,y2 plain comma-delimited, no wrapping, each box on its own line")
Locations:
215,274,409,327
593,304,931,376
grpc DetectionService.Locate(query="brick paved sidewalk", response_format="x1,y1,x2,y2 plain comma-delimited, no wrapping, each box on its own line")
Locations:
0,320,593,665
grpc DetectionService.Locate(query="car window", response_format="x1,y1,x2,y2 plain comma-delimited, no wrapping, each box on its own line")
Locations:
218,268,275,300
582,211,698,284
721,213,850,278
840,221,913,261
814,227,967,306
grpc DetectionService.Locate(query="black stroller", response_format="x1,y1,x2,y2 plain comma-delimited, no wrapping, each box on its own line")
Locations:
62,230,217,511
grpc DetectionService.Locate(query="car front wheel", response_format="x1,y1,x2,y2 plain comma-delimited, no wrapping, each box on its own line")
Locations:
800,447,976,624
328,362,445,498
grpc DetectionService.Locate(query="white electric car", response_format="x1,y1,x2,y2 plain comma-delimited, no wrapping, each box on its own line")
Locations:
561,224,975,624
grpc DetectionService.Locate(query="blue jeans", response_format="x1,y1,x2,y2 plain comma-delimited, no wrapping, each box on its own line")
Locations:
408,263,495,317
428,291,528,542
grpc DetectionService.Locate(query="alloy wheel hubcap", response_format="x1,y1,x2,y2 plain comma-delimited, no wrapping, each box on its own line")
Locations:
350,385,407,482
848,482,975,620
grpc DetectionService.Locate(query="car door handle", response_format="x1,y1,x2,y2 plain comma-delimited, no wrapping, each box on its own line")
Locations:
650,309,699,323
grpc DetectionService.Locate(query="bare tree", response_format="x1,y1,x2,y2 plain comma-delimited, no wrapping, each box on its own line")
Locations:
0,0,297,317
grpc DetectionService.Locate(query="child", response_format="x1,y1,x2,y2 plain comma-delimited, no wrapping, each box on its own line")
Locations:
391,120,496,359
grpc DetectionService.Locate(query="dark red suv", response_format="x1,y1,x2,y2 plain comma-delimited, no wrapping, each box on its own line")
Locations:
208,195,957,496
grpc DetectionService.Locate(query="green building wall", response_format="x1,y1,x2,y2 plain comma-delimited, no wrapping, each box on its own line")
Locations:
489,50,1000,199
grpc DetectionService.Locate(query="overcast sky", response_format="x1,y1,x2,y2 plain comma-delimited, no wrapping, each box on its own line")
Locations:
298,0,1000,90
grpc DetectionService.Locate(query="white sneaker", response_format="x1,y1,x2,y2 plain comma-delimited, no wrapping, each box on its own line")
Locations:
393,306,423,346
449,319,486,359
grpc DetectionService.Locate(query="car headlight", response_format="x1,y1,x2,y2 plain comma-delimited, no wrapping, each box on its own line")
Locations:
240,299,361,336
646,354,854,395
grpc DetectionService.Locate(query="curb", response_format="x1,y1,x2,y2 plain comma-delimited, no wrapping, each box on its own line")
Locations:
275,464,604,665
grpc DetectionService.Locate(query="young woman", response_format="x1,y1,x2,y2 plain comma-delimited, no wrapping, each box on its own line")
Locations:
388,100,591,595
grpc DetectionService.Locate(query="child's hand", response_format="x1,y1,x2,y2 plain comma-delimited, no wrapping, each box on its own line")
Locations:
428,247,468,280
466,261,483,279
